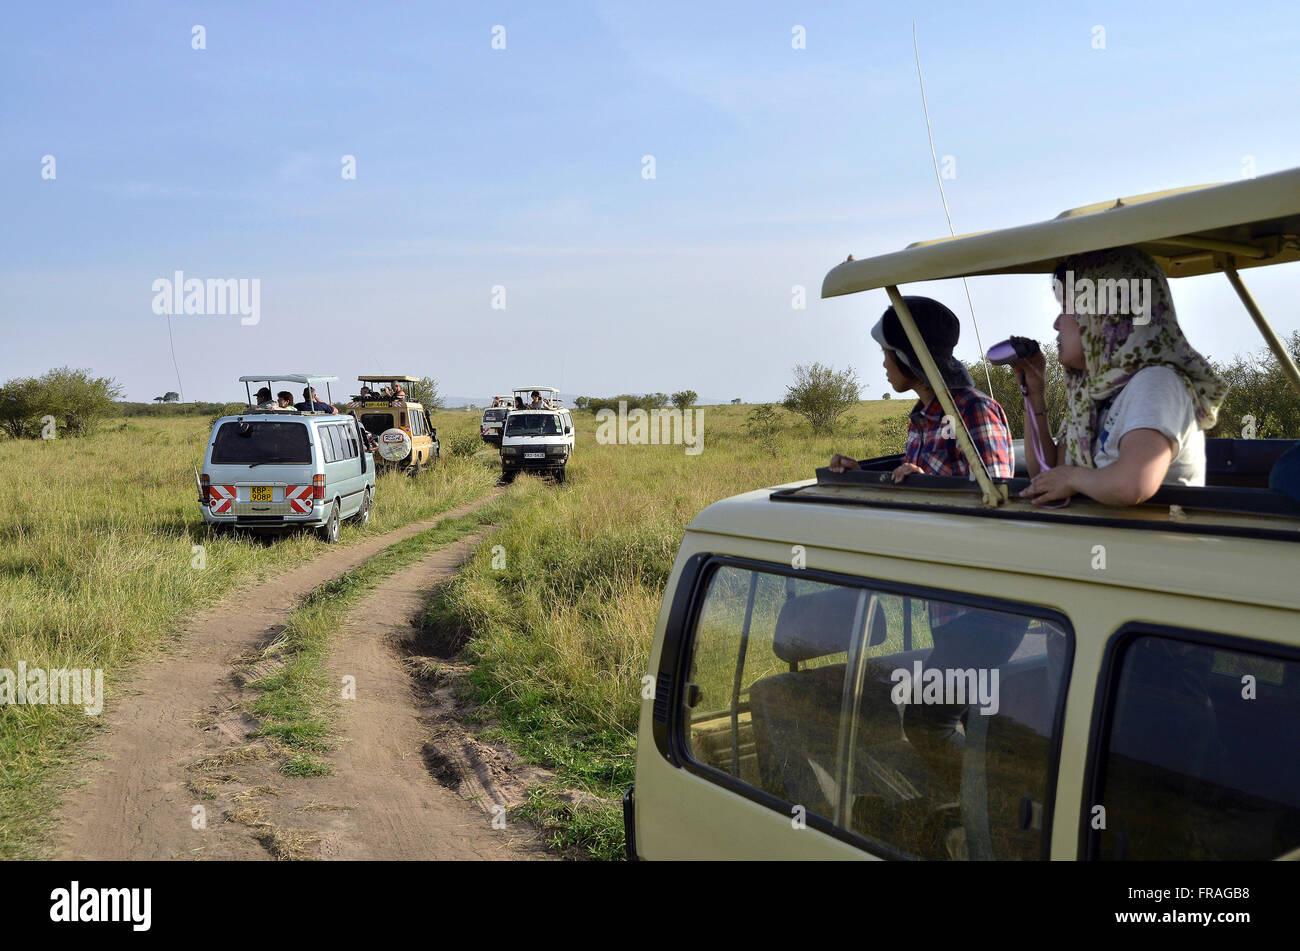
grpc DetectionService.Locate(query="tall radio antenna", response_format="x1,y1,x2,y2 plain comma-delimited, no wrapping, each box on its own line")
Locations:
913,20,993,394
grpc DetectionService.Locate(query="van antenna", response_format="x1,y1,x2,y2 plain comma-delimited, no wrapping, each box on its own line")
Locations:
913,20,993,395
165,314,186,402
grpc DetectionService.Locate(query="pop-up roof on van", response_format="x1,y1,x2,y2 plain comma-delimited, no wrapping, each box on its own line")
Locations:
238,373,340,411
821,166,1300,507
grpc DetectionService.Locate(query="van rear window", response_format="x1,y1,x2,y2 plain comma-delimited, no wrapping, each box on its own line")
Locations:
212,421,311,465
483,409,508,421
359,413,395,436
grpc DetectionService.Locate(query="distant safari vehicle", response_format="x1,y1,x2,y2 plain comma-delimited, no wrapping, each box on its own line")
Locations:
480,395,514,446
347,375,439,475
499,386,574,483
628,168,1300,861
199,374,375,543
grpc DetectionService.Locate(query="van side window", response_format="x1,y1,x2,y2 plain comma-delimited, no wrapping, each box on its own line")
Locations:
1090,633,1300,860
325,425,343,463
681,562,1069,860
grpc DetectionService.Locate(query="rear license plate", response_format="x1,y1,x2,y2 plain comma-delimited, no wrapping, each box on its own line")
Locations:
250,486,273,502
524,452,544,460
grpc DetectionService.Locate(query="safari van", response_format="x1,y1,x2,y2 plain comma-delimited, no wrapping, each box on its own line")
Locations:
499,386,574,482
480,395,514,445
348,375,439,474
200,374,376,543
627,168,1300,861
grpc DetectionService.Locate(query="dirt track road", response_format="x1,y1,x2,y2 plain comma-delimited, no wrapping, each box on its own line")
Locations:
52,495,550,860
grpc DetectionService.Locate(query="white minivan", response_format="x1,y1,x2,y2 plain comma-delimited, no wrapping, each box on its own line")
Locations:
199,374,376,543
500,405,574,482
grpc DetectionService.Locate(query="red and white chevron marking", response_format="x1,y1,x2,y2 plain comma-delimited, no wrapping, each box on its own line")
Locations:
286,485,314,514
209,485,235,513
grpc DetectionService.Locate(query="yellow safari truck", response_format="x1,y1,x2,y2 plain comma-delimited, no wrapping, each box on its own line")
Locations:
628,167,1300,861
347,375,440,475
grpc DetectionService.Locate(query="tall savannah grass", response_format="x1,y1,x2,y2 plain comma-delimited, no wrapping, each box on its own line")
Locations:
427,400,908,857
0,409,498,858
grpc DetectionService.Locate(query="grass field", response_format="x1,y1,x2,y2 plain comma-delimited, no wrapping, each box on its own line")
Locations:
426,399,910,857
0,398,909,859
0,407,499,858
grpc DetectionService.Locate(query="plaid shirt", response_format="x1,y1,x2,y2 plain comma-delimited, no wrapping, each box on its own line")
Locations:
903,388,1013,479
902,388,1013,630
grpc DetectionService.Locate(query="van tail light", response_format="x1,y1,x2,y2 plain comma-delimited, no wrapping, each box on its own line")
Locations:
200,473,211,504
312,474,325,500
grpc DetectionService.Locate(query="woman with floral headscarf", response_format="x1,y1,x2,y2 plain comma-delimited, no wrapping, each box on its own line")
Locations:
1012,245,1227,506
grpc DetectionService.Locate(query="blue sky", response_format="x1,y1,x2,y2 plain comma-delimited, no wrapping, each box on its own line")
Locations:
3,0,1299,403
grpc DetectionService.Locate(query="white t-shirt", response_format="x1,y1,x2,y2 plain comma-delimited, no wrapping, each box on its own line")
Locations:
1093,366,1205,486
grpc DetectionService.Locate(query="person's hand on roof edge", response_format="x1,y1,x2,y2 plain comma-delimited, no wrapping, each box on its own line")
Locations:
828,453,860,473
891,462,924,483
1020,465,1079,504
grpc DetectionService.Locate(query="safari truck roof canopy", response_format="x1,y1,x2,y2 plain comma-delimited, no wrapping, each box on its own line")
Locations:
821,165,1300,295
357,375,420,383
513,385,559,394
819,165,1300,509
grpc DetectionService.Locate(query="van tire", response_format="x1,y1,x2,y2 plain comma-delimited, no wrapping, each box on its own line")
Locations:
555,465,567,484
318,502,341,544
356,488,373,526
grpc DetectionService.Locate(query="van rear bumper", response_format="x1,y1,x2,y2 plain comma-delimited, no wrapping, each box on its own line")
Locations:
201,509,324,529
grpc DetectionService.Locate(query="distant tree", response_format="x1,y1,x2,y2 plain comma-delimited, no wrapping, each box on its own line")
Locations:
407,376,445,410
163,391,180,403
645,392,670,409
782,362,860,434
745,404,781,458
0,376,43,438
574,396,590,410
153,396,166,404
1210,330,1300,439
881,392,891,400
671,389,698,410
730,398,741,405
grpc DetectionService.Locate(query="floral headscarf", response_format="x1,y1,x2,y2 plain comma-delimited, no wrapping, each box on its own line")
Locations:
1056,246,1227,467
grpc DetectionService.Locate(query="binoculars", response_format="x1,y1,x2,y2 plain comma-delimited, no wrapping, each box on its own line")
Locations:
987,336,1041,365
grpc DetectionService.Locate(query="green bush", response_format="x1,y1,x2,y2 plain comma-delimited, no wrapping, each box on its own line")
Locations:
0,367,123,439
444,430,484,457
782,362,860,434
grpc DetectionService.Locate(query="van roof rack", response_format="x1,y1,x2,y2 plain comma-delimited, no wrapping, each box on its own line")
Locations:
822,166,1300,508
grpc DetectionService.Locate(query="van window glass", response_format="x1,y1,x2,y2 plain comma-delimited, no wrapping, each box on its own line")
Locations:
1092,634,1300,860
212,421,311,465
484,409,508,422
346,424,360,459
409,412,423,437
681,562,1068,860
360,413,394,437
505,413,561,437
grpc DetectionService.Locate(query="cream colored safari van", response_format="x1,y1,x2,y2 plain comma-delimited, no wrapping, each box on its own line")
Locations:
627,168,1300,861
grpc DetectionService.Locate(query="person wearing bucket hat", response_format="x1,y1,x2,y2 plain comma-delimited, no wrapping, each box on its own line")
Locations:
829,296,1013,482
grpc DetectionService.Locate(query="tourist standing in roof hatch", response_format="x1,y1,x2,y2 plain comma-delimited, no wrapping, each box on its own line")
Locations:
829,296,1013,482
